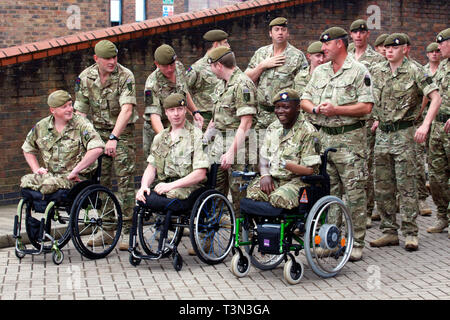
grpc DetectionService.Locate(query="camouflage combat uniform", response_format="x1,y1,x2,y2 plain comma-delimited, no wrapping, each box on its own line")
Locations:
74,62,138,232
143,60,189,158
21,114,105,194
428,57,450,226
147,121,209,199
371,57,438,237
301,55,374,248
293,66,316,124
246,43,307,130
246,116,321,209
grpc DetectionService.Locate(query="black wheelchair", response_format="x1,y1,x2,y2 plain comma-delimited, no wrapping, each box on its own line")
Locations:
231,148,354,284
13,155,122,264
128,164,236,271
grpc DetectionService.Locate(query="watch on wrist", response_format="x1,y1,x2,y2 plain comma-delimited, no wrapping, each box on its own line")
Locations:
109,133,119,141
312,107,317,114
192,110,201,116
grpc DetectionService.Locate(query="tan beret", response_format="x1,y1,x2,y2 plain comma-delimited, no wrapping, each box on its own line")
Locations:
384,33,407,47
426,42,439,52
163,93,186,110
350,19,368,32
207,46,232,64
269,17,288,28
94,40,118,58
272,88,300,105
436,28,450,43
320,27,348,42
307,41,323,54
374,33,389,47
154,44,177,65
203,30,229,42
48,90,72,108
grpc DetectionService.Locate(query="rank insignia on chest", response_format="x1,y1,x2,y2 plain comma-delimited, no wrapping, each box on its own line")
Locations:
145,90,153,104
243,88,250,102
75,77,81,92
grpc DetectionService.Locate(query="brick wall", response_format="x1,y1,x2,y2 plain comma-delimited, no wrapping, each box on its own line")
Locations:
0,0,448,204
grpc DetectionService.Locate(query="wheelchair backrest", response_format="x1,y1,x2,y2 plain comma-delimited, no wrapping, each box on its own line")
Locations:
206,163,219,189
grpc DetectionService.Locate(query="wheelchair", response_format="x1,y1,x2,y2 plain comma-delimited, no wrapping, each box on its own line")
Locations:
13,155,123,265
230,148,354,284
128,163,236,271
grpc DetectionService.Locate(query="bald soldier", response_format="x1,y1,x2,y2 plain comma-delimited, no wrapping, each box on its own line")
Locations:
347,19,385,228
74,40,137,250
143,44,203,158
369,34,441,251
300,27,374,261
21,90,104,194
186,30,230,131
246,89,321,209
374,34,389,57
245,17,307,131
426,28,450,239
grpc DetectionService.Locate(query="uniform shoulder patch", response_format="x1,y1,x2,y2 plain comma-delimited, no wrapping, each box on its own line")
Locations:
145,89,153,104
364,74,371,86
75,77,81,92
242,87,250,102
126,78,133,92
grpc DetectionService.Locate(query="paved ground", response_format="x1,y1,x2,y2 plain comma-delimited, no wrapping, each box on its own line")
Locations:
0,196,449,301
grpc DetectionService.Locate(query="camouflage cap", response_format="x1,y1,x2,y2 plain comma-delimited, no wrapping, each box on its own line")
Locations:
269,17,288,28
207,46,232,64
154,44,177,65
48,90,72,108
307,41,324,54
426,42,440,52
272,88,300,105
203,29,229,42
374,33,389,46
350,19,368,32
320,27,348,42
436,28,450,43
163,93,186,110
384,33,407,47
94,40,118,58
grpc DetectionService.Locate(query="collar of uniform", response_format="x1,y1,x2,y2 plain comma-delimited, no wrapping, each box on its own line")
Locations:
226,67,241,87
156,60,182,83
87,63,119,80
323,54,354,78
396,57,410,73
278,115,302,142
269,42,292,56
163,120,194,146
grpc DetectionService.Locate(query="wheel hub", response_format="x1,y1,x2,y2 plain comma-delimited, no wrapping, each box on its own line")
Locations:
318,224,340,249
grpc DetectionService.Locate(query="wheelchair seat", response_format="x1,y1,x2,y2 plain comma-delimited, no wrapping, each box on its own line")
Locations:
240,198,285,217
20,188,71,213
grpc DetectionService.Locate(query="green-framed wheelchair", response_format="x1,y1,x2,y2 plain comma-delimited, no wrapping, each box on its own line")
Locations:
13,155,122,264
231,148,354,284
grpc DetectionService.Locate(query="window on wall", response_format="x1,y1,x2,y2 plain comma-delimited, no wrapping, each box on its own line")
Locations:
111,0,122,26
136,0,146,21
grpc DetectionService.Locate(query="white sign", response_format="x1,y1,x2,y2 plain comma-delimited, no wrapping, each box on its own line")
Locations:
163,5,174,17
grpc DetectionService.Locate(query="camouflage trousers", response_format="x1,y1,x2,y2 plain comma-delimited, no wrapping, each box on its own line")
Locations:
98,126,136,233
374,126,419,236
246,177,306,210
366,120,375,216
163,184,203,200
20,172,75,194
415,141,429,201
427,121,450,223
320,126,368,248
255,107,277,131
143,120,155,161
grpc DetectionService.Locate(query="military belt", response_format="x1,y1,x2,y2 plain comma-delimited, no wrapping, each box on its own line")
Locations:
435,113,450,123
259,104,275,113
379,120,414,133
320,121,365,135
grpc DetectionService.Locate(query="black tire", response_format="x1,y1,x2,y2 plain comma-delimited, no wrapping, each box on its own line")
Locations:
70,185,122,259
189,190,235,265
52,250,64,265
173,253,183,271
129,253,142,267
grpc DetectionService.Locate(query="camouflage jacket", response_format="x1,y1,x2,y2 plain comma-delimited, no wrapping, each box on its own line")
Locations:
433,58,450,115
147,121,209,182
301,55,375,127
22,114,105,175
293,66,316,123
261,117,321,181
246,43,308,106
371,58,438,122
74,63,138,130
348,45,385,73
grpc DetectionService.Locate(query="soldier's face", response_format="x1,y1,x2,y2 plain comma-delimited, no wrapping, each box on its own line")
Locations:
216,39,230,49
385,45,406,63
321,40,339,62
350,30,369,48
274,101,298,127
438,40,450,58
165,106,186,126
156,61,176,79
308,53,324,68
51,100,73,122
375,45,386,57
427,50,441,63
210,62,223,79
269,26,289,45
94,55,117,74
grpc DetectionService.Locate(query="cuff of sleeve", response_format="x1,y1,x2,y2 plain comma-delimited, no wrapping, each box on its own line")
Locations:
357,96,375,104
193,161,210,170
119,96,137,107
236,106,257,117
146,154,156,166
21,145,38,155
147,106,163,117
74,101,89,114
86,140,106,151
301,155,322,168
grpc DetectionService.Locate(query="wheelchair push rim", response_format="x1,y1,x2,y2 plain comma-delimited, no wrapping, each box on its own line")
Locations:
190,191,236,265
304,195,354,278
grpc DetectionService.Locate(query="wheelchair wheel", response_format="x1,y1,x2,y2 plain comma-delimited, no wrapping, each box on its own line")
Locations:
138,212,183,258
304,195,354,278
189,190,235,265
70,185,122,259
283,258,304,285
22,200,71,253
230,252,250,278
242,227,284,271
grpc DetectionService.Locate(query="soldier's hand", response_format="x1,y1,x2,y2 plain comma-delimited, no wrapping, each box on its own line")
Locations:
67,172,81,182
445,119,450,134
105,140,118,157
136,187,150,203
154,182,173,195
371,121,379,133
220,151,234,170
35,167,48,175
318,102,337,117
262,55,286,69
260,175,275,196
414,124,429,144
193,113,204,129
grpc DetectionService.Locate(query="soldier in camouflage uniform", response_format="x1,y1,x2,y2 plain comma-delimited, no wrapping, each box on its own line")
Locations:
74,40,138,250
186,30,229,131
143,44,203,159
136,93,209,203
426,28,450,239
206,46,257,217
246,89,321,209
368,34,441,251
374,34,388,57
21,90,104,194
293,41,324,127
245,17,307,131
348,19,386,227
300,27,374,261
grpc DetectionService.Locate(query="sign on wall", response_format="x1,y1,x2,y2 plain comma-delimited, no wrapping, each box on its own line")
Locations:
163,0,174,4
163,5,174,16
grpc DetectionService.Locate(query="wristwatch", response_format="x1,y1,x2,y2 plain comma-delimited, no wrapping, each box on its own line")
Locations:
109,133,119,141
192,110,201,116
312,106,317,114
